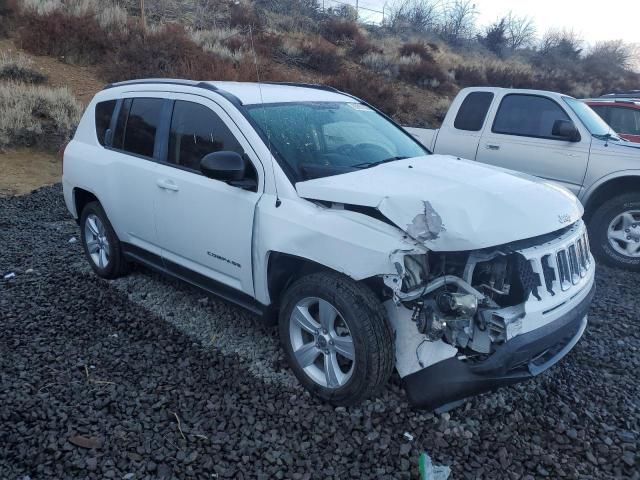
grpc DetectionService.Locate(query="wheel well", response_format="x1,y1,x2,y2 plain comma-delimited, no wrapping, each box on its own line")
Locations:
73,188,98,221
266,252,389,309
584,177,640,222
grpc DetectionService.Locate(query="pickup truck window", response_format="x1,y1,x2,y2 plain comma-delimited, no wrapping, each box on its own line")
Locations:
454,92,494,131
168,101,243,172
492,94,570,140
246,102,427,181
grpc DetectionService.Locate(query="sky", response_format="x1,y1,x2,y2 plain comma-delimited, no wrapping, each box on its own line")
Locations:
334,0,640,45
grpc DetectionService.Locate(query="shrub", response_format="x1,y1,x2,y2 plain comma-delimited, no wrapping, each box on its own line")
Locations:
329,70,399,116
0,52,48,84
455,64,486,86
397,54,447,89
351,34,380,57
16,10,110,64
485,63,533,88
322,18,360,44
189,27,245,62
0,83,81,150
229,3,262,29
300,38,342,74
360,52,396,75
100,23,240,82
399,42,434,62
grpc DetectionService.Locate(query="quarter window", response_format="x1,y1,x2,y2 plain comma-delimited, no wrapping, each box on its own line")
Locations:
121,98,164,158
168,101,243,171
493,94,571,140
95,100,116,146
454,92,494,131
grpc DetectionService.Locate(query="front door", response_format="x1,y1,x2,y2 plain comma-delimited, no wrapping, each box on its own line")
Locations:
154,96,262,297
476,93,590,196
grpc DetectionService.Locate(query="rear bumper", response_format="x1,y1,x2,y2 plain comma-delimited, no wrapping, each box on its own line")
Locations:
403,281,595,410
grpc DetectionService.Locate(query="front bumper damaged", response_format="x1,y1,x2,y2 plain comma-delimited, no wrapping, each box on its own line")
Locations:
403,280,595,410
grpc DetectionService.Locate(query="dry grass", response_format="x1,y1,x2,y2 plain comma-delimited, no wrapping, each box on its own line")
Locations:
0,83,81,150
0,51,47,84
189,27,245,62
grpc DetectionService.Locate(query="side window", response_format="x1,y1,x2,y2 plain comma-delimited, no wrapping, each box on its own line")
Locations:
95,100,117,146
454,92,494,131
608,107,640,135
112,98,131,150
493,94,571,140
121,98,164,158
168,101,243,171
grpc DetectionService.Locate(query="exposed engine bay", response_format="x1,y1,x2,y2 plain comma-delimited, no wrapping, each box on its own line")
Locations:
385,244,543,359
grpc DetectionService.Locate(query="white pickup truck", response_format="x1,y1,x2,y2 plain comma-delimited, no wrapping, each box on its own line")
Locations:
407,87,640,271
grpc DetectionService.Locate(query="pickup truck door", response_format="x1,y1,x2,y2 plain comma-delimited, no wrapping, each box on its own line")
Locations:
153,95,262,297
476,93,590,196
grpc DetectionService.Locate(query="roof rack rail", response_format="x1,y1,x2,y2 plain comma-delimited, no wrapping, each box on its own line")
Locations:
102,78,244,106
262,81,342,94
104,78,220,91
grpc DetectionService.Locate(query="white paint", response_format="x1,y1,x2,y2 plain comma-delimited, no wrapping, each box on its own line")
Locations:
296,156,583,251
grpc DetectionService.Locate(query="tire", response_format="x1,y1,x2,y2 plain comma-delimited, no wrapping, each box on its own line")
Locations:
588,193,640,271
79,201,129,279
278,271,394,406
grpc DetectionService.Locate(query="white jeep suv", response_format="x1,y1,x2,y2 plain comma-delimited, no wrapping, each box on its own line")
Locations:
63,79,595,409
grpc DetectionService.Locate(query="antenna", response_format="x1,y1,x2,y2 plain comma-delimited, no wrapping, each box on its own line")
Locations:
248,25,281,208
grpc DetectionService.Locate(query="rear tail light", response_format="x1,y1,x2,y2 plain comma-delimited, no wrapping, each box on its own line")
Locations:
59,141,69,175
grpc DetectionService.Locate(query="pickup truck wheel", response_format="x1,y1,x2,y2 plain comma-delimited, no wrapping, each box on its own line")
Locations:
80,202,129,279
588,193,640,271
279,272,394,406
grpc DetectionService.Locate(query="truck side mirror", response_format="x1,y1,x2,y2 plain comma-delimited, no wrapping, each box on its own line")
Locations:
200,151,246,181
552,120,580,142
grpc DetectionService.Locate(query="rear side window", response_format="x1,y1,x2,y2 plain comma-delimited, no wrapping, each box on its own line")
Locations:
492,94,571,140
95,100,116,146
168,100,243,171
454,92,494,131
120,98,164,158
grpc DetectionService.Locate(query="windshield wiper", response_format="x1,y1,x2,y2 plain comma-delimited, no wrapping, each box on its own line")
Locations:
351,156,409,169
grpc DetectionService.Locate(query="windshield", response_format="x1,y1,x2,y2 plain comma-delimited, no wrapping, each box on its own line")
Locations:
246,102,428,181
563,97,620,139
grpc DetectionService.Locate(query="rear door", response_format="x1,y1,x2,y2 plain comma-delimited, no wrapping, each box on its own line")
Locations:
476,93,590,195
432,91,494,159
153,95,263,297
105,96,165,256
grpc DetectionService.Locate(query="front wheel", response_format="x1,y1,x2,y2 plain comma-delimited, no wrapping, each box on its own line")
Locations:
278,272,394,406
588,193,640,271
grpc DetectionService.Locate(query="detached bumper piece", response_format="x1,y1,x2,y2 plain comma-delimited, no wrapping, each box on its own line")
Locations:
403,283,595,410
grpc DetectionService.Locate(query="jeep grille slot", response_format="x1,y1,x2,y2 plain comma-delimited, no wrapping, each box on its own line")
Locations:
525,227,592,300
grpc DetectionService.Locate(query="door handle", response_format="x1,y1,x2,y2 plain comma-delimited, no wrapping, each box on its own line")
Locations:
156,179,179,191
485,144,500,150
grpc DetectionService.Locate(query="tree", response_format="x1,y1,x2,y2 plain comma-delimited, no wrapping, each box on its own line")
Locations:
385,0,440,33
503,11,536,50
479,18,507,56
440,0,477,46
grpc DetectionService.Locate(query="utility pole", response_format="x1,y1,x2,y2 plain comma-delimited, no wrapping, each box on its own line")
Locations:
355,0,358,20
140,0,146,31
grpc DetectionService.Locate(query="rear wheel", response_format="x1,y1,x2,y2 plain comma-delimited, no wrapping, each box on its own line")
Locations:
80,202,129,279
279,272,394,406
588,193,640,271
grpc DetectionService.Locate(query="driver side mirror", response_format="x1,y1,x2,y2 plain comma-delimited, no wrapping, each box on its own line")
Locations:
200,151,246,181
552,120,580,142
200,151,257,191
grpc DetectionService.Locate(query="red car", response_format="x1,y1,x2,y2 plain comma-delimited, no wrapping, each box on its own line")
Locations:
583,93,640,143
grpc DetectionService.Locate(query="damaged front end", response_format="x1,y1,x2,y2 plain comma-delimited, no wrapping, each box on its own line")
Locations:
384,220,595,410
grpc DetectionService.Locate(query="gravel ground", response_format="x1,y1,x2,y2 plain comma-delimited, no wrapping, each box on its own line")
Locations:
1,184,638,479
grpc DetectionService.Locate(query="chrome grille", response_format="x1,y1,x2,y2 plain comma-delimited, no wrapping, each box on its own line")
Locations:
526,228,592,300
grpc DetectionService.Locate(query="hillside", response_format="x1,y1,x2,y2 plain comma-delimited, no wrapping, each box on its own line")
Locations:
0,0,638,154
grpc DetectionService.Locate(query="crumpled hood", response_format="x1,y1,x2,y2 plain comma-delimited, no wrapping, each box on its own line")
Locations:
295,155,583,251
